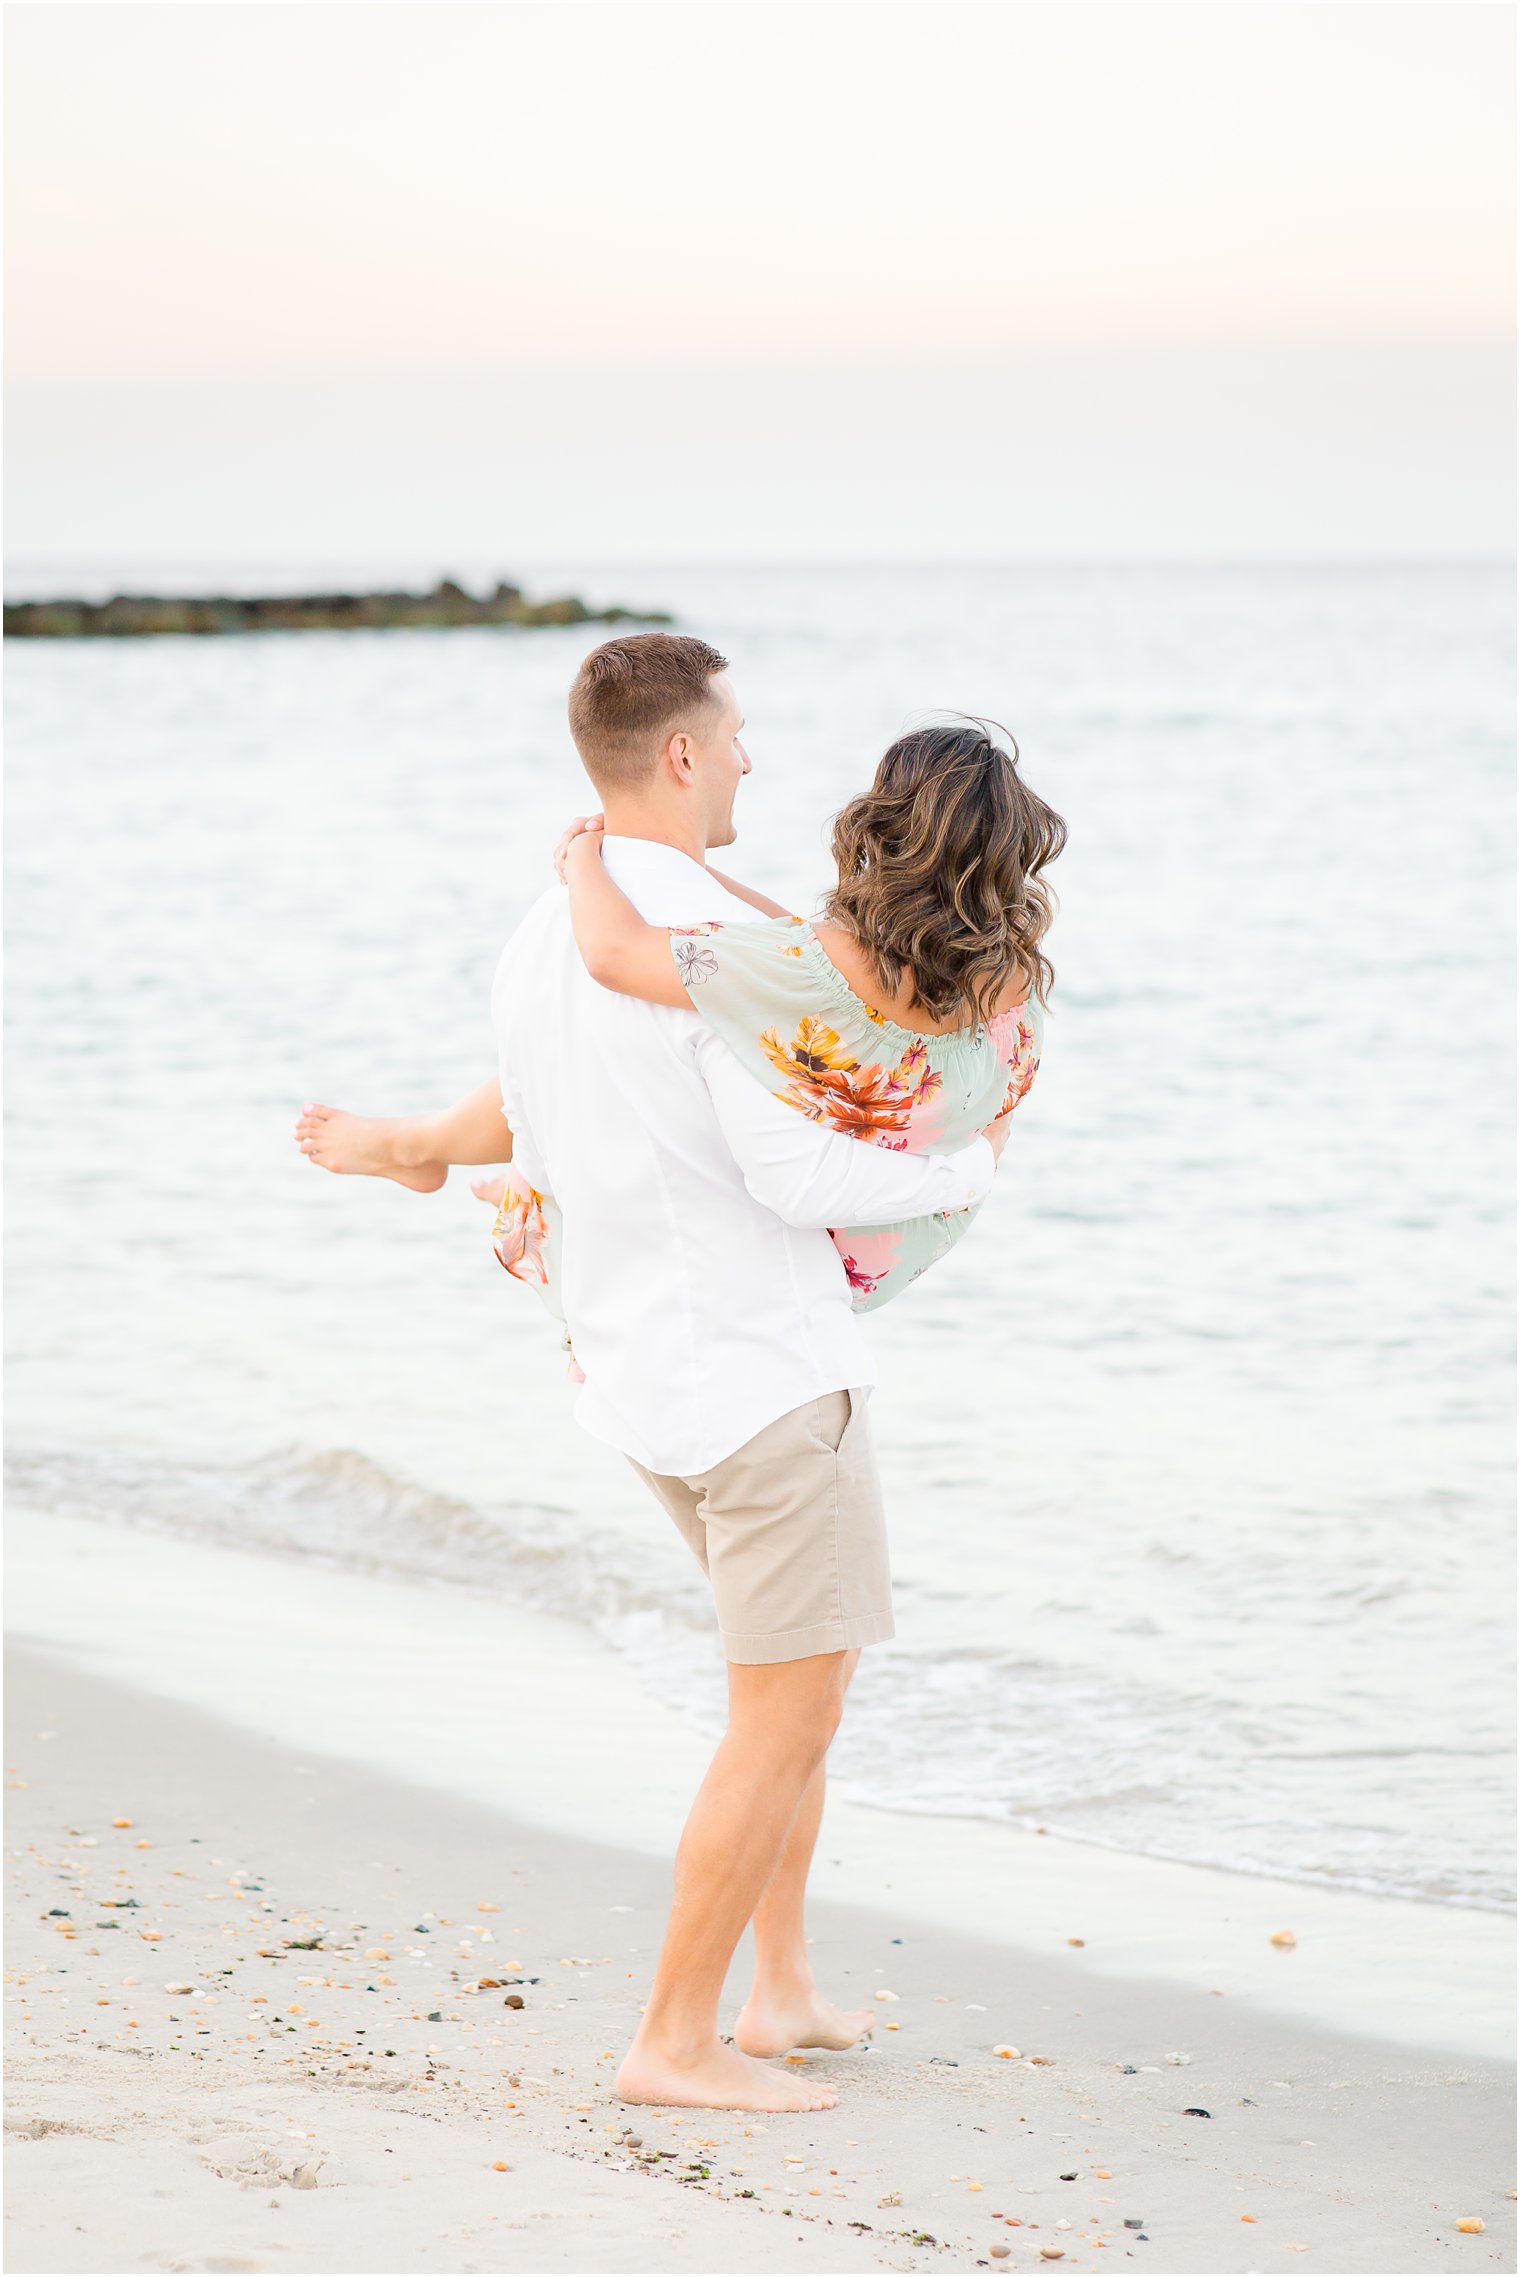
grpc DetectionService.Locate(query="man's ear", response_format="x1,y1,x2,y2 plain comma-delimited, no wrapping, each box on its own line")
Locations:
664,731,696,787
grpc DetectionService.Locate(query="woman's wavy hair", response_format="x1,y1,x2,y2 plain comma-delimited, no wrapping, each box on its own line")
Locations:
822,718,1066,1028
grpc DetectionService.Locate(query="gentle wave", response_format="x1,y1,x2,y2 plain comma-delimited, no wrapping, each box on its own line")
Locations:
8,1439,1511,1915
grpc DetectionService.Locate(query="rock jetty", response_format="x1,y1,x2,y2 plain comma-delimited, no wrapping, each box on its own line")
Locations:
3,577,672,639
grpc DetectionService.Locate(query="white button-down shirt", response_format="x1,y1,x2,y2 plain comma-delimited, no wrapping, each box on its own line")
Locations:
491,836,995,1474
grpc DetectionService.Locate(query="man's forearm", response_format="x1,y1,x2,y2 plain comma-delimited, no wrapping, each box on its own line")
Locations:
750,1126,994,1229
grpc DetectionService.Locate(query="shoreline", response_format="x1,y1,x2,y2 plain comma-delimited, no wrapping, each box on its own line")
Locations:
5,1640,1514,2275
5,1502,1513,2063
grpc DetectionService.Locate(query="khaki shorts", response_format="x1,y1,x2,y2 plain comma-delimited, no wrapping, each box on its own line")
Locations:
627,1388,893,1666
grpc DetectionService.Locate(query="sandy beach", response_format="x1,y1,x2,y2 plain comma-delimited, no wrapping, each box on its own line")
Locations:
5,1512,1515,2275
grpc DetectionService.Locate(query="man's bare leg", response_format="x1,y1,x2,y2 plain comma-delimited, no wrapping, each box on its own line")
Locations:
733,1647,875,2057
616,1652,851,2113
294,1077,508,1191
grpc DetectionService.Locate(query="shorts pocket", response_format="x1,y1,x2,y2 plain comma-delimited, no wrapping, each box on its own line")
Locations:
808,1388,855,1456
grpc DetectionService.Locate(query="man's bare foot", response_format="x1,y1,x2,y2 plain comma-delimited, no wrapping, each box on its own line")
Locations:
294,1104,446,1193
732,1988,876,2059
615,2036,838,2112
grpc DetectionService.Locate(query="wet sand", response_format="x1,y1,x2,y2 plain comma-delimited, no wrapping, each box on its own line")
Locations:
5,1639,1514,2275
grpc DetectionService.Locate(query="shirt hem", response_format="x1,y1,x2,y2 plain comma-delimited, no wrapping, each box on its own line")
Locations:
573,1369,875,1476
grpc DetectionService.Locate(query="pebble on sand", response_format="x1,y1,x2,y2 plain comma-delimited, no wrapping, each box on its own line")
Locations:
1271,1929,1298,1947
993,2045,1021,2059
1456,2218,1486,2233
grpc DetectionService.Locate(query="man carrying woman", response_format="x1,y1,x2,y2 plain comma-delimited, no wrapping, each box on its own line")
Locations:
296,633,1063,2111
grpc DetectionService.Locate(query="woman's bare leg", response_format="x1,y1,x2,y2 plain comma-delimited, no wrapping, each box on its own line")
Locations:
294,1077,509,1192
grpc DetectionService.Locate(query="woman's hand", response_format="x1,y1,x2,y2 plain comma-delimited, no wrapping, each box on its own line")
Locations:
553,813,606,882
563,824,605,873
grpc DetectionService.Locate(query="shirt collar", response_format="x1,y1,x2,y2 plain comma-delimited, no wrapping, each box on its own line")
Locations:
599,835,715,885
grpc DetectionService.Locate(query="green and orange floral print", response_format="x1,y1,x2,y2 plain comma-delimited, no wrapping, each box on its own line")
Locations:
758,1016,943,1142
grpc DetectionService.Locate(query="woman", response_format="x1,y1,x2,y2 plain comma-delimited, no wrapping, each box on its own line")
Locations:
295,719,1065,1321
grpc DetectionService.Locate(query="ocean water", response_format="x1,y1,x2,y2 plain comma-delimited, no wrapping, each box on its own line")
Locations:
5,558,1514,1912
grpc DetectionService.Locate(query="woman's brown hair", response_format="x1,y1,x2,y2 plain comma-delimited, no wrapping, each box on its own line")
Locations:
822,719,1066,1028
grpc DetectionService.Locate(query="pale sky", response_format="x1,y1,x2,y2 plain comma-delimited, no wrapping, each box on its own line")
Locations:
5,2,1515,565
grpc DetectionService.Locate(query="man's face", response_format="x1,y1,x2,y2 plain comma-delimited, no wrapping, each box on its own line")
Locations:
684,672,752,850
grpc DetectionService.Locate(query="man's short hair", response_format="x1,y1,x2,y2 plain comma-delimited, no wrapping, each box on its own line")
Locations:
568,632,730,790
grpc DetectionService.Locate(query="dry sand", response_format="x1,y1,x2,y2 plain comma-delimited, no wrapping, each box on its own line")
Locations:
5,1642,1514,2276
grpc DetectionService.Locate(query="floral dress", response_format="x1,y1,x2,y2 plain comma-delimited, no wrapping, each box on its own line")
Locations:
492,913,1042,1325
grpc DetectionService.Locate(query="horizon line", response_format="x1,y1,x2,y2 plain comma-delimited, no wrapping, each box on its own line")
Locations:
6,554,1515,579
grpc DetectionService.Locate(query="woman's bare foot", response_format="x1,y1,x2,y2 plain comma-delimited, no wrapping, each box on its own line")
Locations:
294,1103,447,1193
732,1988,876,2059
615,2036,838,2112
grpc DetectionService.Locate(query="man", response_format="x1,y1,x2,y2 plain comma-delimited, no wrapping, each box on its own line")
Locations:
495,632,1017,2114
298,632,1012,2113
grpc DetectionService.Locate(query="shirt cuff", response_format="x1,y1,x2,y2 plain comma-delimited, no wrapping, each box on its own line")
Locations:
948,1133,996,1209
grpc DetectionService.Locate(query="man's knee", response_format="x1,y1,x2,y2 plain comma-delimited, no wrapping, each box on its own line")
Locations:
729,1651,848,1759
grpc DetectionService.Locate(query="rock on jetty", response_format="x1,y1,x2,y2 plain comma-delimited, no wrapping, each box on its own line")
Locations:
3,577,673,639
